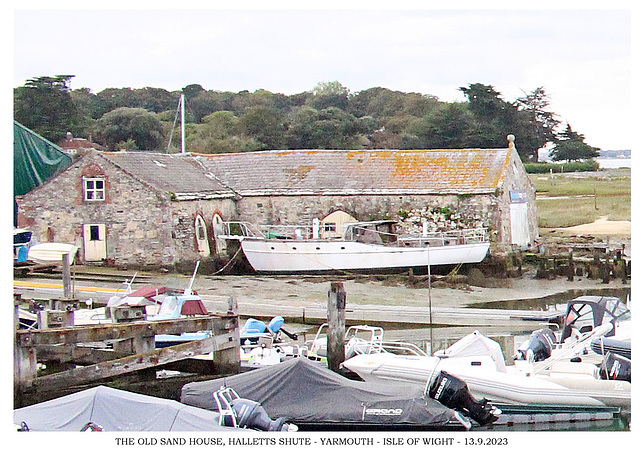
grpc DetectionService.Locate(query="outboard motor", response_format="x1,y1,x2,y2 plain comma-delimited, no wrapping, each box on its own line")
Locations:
428,370,500,426
230,398,293,431
515,328,556,362
599,352,631,382
214,387,297,431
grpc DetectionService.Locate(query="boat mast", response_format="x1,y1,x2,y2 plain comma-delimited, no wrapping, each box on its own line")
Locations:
180,94,186,154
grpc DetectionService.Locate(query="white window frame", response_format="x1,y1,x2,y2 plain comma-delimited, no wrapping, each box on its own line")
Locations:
83,177,106,202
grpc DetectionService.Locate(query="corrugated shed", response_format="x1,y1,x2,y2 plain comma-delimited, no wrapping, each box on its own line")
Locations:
100,151,236,200
196,148,511,196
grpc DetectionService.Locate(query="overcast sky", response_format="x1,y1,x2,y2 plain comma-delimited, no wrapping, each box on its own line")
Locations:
11,4,634,150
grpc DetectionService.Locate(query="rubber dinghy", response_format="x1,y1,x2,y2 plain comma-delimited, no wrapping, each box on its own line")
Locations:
342,330,630,410
180,358,498,430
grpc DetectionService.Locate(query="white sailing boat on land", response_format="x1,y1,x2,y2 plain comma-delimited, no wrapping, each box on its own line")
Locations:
216,220,490,273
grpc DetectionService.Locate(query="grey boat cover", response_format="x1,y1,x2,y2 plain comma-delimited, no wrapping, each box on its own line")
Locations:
14,385,232,431
181,357,465,429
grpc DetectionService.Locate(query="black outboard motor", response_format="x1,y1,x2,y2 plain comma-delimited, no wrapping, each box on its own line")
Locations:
599,351,631,382
515,328,556,362
230,398,290,431
428,370,500,426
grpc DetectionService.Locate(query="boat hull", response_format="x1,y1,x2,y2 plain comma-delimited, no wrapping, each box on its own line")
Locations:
239,238,490,273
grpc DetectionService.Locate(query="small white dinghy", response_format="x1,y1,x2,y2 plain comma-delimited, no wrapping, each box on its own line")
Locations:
27,242,79,264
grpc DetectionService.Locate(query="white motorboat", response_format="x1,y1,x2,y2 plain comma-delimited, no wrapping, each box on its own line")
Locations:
515,295,631,363
216,220,490,273
342,329,630,410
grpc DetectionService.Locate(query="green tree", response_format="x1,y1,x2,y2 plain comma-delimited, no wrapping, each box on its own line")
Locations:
307,81,350,111
238,105,287,149
514,87,560,162
71,87,108,120
182,83,206,100
189,90,234,123
287,106,361,149
14,75,81,142
550,124,600,162
404,103,474,149
94,107,165,151
348,87,407,119
184,111,262,153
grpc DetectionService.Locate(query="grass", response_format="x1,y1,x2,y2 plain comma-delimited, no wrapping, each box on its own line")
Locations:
531,173,631,228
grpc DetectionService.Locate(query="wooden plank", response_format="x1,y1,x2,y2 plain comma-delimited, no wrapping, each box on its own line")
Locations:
16,314,237,346
36,345,131,365
32,331,239,392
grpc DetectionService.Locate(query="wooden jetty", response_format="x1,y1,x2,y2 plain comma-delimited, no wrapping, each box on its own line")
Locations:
14,296,240,408
530,239,629,284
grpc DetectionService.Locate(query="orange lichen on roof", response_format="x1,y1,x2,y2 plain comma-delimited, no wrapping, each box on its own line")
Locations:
283,165,316,182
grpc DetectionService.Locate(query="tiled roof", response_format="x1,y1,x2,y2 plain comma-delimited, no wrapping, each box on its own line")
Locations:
100,151,236,200
97,148,514,199
196,148,512,196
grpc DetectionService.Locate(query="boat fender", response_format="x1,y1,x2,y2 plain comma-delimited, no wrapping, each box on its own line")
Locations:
599,352,631,382
230,398,294,431
427,370,500,426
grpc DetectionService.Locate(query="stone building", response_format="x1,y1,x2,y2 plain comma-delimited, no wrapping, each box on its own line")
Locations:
16,136,537,270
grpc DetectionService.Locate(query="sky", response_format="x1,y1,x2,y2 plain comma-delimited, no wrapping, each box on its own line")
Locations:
8,3,635,151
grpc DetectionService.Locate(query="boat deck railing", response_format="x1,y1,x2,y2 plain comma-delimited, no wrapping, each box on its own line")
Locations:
216,221,487,245
397,228,488,247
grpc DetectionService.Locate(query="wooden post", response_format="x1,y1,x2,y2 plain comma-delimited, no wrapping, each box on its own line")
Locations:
567,249,575,281
327,282,346,372
14,330,38,405
212,316,240,374
602,251,611,284
227,296,238,315
62,253,72,298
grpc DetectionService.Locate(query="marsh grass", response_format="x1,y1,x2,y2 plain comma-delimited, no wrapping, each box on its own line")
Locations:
532,174,631,228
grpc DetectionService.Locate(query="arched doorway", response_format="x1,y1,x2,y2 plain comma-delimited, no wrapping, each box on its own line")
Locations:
320,210,357,239
194,214,211,257
211,213,227,255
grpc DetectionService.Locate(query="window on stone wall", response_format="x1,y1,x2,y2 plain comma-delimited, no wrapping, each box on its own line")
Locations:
83,177,106,201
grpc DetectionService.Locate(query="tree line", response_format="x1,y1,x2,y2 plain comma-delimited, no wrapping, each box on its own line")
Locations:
13,75,600,162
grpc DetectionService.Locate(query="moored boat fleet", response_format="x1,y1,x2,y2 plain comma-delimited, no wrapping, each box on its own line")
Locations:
15,277,631,431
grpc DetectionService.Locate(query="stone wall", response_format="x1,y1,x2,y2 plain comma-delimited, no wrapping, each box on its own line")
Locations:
235,192,499,239
494,151,539,251
169,199,238,264
17,153,235,268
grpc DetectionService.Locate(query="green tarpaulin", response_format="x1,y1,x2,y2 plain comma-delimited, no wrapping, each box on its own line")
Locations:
14,120,72,196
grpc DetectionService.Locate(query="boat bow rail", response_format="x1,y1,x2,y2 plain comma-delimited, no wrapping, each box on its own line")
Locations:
215,222,267,240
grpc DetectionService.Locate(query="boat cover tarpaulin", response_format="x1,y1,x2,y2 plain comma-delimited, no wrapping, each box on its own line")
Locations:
14,386,233,431
181,358,466,429
14,120,72,196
